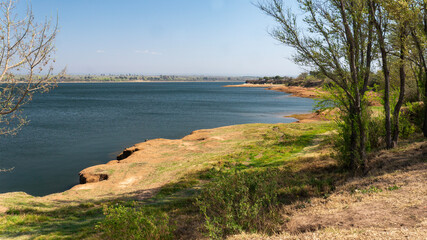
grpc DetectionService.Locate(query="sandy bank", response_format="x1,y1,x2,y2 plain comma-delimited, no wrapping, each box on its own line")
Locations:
36,123,298,202
224,83,323,99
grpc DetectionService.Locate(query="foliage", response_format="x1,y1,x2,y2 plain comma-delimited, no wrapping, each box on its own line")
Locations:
96,203,174,240
404,102,425,131
367,116,385,150
258,0,377,169
315,84,372,169
397,112,417,139
334,105,370,169
195,170,281,239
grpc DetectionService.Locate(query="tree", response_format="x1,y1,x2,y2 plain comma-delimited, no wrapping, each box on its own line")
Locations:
369,0,413,147
385,1,412,146
369,0,393,149
0,0,59,136
257,0,375,170
408,0,427,137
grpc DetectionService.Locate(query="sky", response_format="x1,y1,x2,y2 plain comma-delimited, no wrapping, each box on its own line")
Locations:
24,0,302,76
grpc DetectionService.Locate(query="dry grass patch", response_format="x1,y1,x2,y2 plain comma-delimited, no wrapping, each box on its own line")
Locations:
231,141,427,240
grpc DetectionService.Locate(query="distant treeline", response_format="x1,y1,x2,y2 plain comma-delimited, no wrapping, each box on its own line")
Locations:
51,74,254,83
246,72,325,87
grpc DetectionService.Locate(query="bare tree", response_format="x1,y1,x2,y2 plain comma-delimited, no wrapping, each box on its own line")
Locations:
0,0,59,136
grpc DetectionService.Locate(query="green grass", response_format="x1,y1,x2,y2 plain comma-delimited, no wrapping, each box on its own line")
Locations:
0,121,339,239
206,122,335,173
0,202,104,239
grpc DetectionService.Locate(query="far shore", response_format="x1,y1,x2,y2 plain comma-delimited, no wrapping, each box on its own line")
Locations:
50,80,245,84
224,83,323,99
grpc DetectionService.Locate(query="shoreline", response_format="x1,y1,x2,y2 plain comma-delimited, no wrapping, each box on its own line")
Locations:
0,84,322,200
224,83,323,99
0,121,324,203
63,84,323,200
2,84,426,239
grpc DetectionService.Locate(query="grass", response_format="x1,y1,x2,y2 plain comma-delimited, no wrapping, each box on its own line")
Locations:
3,119,421,239
0,202,104,239
96,203,173,240
0,121,339,239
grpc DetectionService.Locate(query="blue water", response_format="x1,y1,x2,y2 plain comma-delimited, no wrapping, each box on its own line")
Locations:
0,82,314,196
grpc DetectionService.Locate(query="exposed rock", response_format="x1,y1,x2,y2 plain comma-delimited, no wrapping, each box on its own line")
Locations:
116,146,140,160
79,172,109,184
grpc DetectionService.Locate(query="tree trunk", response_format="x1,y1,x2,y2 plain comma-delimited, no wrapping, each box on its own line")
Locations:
357,107,366,169
424,71,427,137
340,0,367,169
410,63,421,101
392,26,407,146
422,2,427,138
370,0,392,148
378,35,392,148
349,104,358,170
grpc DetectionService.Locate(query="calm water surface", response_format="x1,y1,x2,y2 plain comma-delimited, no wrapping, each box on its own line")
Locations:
0,82,314,196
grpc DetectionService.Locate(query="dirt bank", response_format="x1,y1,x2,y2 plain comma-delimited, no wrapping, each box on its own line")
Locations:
0,124,288,204
224,84,323,99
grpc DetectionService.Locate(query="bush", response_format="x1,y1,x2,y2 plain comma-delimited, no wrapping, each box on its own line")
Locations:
398,112,416,139
96,203,174,240
404,102,424,131
195,170,281,239
367,116,385,150
334,114,369,169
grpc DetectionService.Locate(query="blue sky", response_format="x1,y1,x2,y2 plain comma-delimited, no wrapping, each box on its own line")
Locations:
26,0,302,76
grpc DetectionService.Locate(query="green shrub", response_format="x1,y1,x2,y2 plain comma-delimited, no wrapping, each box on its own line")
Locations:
195,170,281,239
367,116,385,150
365,106,420,149
96,203,174,240
405,102,424,131
334,110,372,169
398,111,417,139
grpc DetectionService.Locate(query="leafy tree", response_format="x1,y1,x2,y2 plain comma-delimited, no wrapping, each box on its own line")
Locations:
369,0,413,147
257,0,375,169
407,0,427,137
369,0,393,148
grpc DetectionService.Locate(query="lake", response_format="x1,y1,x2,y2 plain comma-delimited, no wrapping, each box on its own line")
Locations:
0,82,314,196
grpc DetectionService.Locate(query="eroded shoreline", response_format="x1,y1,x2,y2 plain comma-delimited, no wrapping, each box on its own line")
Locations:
0,84,321,201
224,83,323,98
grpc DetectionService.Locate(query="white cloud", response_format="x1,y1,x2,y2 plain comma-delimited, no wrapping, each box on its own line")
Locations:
96,50,105,54
135,50,162,55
